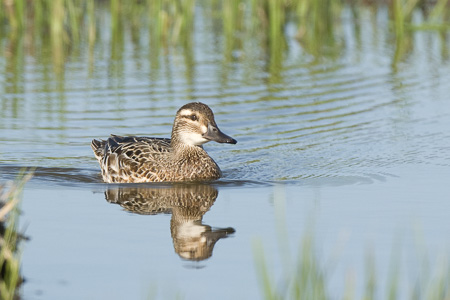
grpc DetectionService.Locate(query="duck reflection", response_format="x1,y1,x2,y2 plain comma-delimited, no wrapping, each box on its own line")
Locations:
105,184,235,261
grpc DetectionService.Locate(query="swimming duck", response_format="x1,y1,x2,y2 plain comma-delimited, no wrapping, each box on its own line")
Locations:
91,102,237,183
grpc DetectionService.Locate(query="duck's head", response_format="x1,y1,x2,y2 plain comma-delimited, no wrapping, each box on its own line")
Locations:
171,102,237,146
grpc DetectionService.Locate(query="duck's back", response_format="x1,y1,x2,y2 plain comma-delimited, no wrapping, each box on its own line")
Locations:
92,135,172,183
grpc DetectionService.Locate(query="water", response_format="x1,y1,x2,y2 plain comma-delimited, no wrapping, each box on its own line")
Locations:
1,4,450,299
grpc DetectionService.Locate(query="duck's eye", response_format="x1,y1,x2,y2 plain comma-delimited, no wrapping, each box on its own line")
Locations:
190,115,198,121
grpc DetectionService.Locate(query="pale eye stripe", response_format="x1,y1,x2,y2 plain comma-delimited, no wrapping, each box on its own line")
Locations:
179,109,193,116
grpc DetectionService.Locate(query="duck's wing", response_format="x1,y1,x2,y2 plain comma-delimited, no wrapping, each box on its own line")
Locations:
92,135,170,160
92,135,171,183
106,135,171,154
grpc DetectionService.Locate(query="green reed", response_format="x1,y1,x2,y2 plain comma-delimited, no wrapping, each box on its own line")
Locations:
254,229,450,300
147,0,195,47
388,0,449,66
0,0,196,73
1,0,449,44
253,185,449,300
0,173,31,300
253,233,330,300
0,0,449,74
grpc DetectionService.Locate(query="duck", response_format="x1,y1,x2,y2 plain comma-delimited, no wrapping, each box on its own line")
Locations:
91,102,237,183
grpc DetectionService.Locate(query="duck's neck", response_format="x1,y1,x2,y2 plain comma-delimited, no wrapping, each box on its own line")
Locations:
170,130,205,153
170,140,205,157
170,137,221,180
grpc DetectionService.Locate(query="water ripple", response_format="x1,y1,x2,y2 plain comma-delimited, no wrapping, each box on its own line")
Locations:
1,11,450,186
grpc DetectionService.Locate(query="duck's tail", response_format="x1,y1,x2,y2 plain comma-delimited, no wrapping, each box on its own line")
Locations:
91,139,106,163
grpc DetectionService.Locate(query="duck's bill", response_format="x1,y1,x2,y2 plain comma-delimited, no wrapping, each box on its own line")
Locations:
203,123,237,144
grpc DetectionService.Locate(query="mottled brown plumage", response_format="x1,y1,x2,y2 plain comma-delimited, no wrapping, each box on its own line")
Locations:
91,102,237,183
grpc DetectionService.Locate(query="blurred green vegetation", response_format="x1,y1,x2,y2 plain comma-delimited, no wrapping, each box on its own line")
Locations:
0,0,449,74
253,186,450,300
0,173,31,300
254,229,450,300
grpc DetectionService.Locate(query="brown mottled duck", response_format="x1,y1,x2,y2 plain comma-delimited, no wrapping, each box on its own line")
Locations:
91,102,237,183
